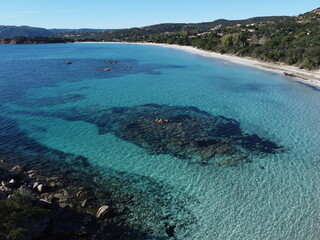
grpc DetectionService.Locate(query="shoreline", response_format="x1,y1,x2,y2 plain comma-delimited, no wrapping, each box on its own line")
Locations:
90,41,320,89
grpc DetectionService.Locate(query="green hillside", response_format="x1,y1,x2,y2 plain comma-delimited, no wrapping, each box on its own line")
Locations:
82,8,320,70
0,25,51,38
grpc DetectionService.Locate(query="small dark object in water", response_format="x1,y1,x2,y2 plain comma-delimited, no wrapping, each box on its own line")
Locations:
259,165,265,170
165,223,175,237
65,61,72,64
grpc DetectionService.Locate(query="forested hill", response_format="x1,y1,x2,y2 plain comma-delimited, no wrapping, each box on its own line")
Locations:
85,16,287,41
0,26,116,38
0,25,51,38
1,8,319,70
81,8,320,70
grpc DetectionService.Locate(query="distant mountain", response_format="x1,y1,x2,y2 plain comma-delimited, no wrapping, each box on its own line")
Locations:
87,16,288,41
49,28,116,34
0,25,118,38
0,25,51,38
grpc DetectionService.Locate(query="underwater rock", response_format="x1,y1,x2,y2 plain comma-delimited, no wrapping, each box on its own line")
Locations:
37,184,47,193
6,178,18,188
165,223,176,237
81,199,87,207
96,205,111,218
0,167,12,180
155,118,170,124
33,182,40,190
0,115,196,239
76,226,88,237
31,104,283,166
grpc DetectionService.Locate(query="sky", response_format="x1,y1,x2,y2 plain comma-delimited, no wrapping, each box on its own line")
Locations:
0,0,319,29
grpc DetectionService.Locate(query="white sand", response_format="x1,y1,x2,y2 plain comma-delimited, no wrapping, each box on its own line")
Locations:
90,42,320,88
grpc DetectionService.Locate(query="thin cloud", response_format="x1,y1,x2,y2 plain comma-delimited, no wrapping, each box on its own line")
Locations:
57,8,81,13
12,11,38,15
0,15,17,19
0,11,38,19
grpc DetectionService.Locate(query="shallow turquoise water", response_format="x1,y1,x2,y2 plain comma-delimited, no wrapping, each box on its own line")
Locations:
1,43,320,239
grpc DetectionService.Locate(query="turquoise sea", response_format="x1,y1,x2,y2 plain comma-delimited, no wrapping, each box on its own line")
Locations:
1,42,320,239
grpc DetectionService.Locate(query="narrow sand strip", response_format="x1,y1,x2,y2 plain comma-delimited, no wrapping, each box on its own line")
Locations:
87,42,320,89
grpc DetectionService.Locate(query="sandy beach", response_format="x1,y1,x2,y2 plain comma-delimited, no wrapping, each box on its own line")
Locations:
102,42,320,89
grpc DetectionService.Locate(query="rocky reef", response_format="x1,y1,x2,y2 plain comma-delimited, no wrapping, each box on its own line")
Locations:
43,104,283,166
1,158,194,240
0,115,196,239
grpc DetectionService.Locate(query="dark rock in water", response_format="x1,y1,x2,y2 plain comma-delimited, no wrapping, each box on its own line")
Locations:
0,115,196,239
165,223,176,237
28,104,283,166
0,167,12,180
76,226,88,237
11,165,25,172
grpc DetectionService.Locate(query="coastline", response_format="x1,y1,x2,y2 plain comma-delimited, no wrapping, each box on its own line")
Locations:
97,41,320,89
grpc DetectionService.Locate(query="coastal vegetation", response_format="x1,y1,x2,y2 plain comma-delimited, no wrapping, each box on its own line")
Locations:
1,8,319,69
0,36,75,44
86,8,320,70
0,193,50,240
0,25,51,38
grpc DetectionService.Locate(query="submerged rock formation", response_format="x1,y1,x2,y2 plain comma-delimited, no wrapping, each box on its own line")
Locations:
39,104,283,166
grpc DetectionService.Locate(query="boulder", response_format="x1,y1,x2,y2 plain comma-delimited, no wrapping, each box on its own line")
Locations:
37,184,46,193
76,226,88,237
12,165,25,172
81,199,87,207
6,178,18,188
96,205,111,218
155,118,170,124
33,182,40,190
76,190,83,197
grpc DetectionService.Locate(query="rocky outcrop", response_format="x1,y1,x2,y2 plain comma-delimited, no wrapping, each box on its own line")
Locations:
0,163,115,239
96,205,111,218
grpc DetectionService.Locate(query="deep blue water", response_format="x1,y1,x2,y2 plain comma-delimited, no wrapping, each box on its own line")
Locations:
1,43,320,239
